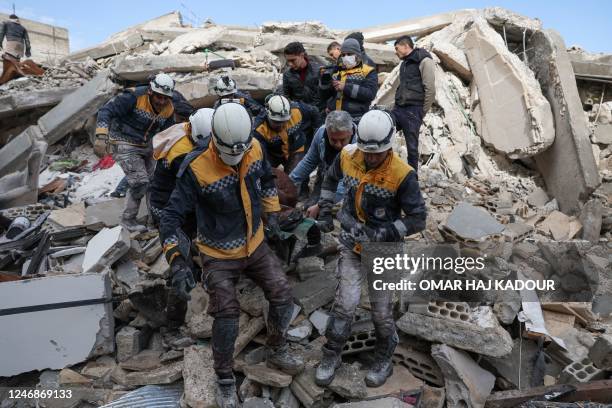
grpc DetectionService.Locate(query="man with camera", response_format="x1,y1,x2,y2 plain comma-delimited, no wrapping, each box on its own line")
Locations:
319,38,378,121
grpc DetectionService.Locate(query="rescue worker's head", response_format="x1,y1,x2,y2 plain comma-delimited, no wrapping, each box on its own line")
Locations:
265,94,291,131
394,36,414,59
189,108,214,145
340,38,362,69
9,14,19,23
284,42,308,71
327,41,341,61
213,75,237,97
325,110,354,151
149,73,174,112
211,103,253,166
357,110,394,169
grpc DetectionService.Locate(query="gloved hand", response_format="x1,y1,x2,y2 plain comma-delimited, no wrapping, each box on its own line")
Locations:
371,224,401,242
265,212,282,241
317,207,334,233
171,257,196,302
350,223,375,243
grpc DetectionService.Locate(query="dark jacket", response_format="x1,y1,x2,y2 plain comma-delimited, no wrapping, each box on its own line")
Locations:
96,86,175,146
172,91,195,120
252,102,321,166
213,90,264,117
282,58,322,107
319,144,426,253
395,48,433,107
319,62,378,119
161,138,280,261
0,20,30,55
150,123,194,219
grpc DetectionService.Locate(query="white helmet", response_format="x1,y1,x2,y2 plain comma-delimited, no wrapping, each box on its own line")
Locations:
211,103,253,166
214,75,237,97
189,108,214,144
150,73,175,97
266,94,291,122
357,110,395,153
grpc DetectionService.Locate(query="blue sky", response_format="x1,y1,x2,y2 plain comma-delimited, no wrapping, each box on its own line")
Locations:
2,1,611,53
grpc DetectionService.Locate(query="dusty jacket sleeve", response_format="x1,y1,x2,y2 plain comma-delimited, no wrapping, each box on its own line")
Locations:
318,153,343,211
393,172,426,236
0,22,6,44
161,168,198,265
343,68,378,103
259,152,281,213
95,91,136,136
289,126,324,184
419,58,436,113
23,28,31,56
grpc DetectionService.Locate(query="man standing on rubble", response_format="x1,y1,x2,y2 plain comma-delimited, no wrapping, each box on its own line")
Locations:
282,42,322,110
161,103,303,407
315,110,426,388
253,94,320,175
0,14,31,60
212,75,263,117
96,73,176,231
319,38,378,121
289,110,356,217
392,35,435,171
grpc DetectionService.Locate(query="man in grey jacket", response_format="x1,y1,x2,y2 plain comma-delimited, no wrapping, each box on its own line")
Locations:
289,110,355,218
0,14,31,59
392,35,435,172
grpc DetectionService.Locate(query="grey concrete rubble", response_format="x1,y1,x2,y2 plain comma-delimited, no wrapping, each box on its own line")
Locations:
181,345,217,408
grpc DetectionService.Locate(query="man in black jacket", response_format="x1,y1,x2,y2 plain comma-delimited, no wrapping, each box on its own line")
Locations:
392,35,436,171
0,14,31,59
282,42,322,110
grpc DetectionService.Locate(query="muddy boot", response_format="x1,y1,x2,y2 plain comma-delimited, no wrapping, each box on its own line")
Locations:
215,377,240,408
365,330,398,387
315,314,351,386
121,218,146,232
266,303,304,375
315,346,342,386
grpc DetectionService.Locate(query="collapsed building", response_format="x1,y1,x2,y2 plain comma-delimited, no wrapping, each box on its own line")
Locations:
0,7,611,408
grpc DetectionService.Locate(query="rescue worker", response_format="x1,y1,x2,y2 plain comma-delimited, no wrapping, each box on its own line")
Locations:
344,32,376,68
289,110,356,216
0,14,31,60
392,35,435,171
212,75,263,117
96,73,176,231
315,110,426,388
149,108,214,225
252,94,320,174
282,41,321,108
319,38,378,120
160,103,303,407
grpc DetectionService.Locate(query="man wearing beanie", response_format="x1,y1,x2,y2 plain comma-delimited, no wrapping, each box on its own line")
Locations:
319,38,378,121
344,32,376,67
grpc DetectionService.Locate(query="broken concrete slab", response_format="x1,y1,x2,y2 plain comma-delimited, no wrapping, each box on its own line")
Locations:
290,368,328,408
116,326,146,363
243,363,293,387
332,397,413,408
579,198,604,242
309,309,330,335
588,334,612,370
243,397,275,408
48,202,86,227
66,32,144,61
569,50,612,82
431,344,495,408
0,87,78,119
359,9,475,43
38,70,119,145
59,368,93,386
528,30,601,214
292,273,336,315
111,360,183,387
296,256,324,281
84,198,125,227
277,387,300,408
365,364,423,399
432,42,472,82
112,54,229,81
396,308,513,358
182,345,217,408
393,344,444,386
81,355,117,380
0,273,114,376
441,202,504,241
538,210,576,240
82,226,130,273
465,18,554,159
235,316,266,357
329,363,367,399
422,385,445,408
166,26,228,54
482,338,539,389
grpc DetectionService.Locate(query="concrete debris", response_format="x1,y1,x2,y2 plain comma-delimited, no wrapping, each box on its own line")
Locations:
111,360,183,387
465,17,555,159
431,344,495,408
588,334,612,370
291,368,329,407
182,345,217,408
365,364,423,399
0,273,114,376
332,397,414,408
329,363,367,399
422,386,446,408
115,326,146,362
558,358,606,384
82,225,130,273
243,397,275,408
292,273,336,315
244,363,293,387
441,202,505,241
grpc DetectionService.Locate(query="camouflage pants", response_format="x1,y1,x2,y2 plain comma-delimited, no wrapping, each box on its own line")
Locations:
112,142,155,221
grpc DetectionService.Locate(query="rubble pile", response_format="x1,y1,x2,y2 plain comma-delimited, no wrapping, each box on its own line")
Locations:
0,6,611,408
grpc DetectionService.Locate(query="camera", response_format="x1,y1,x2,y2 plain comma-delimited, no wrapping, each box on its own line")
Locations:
319,65,339,88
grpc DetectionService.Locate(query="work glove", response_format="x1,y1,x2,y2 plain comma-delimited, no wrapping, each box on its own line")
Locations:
350,223,375,243
317,207,334,233
265,212,282,241
170,257,196,302
371,224,401,242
